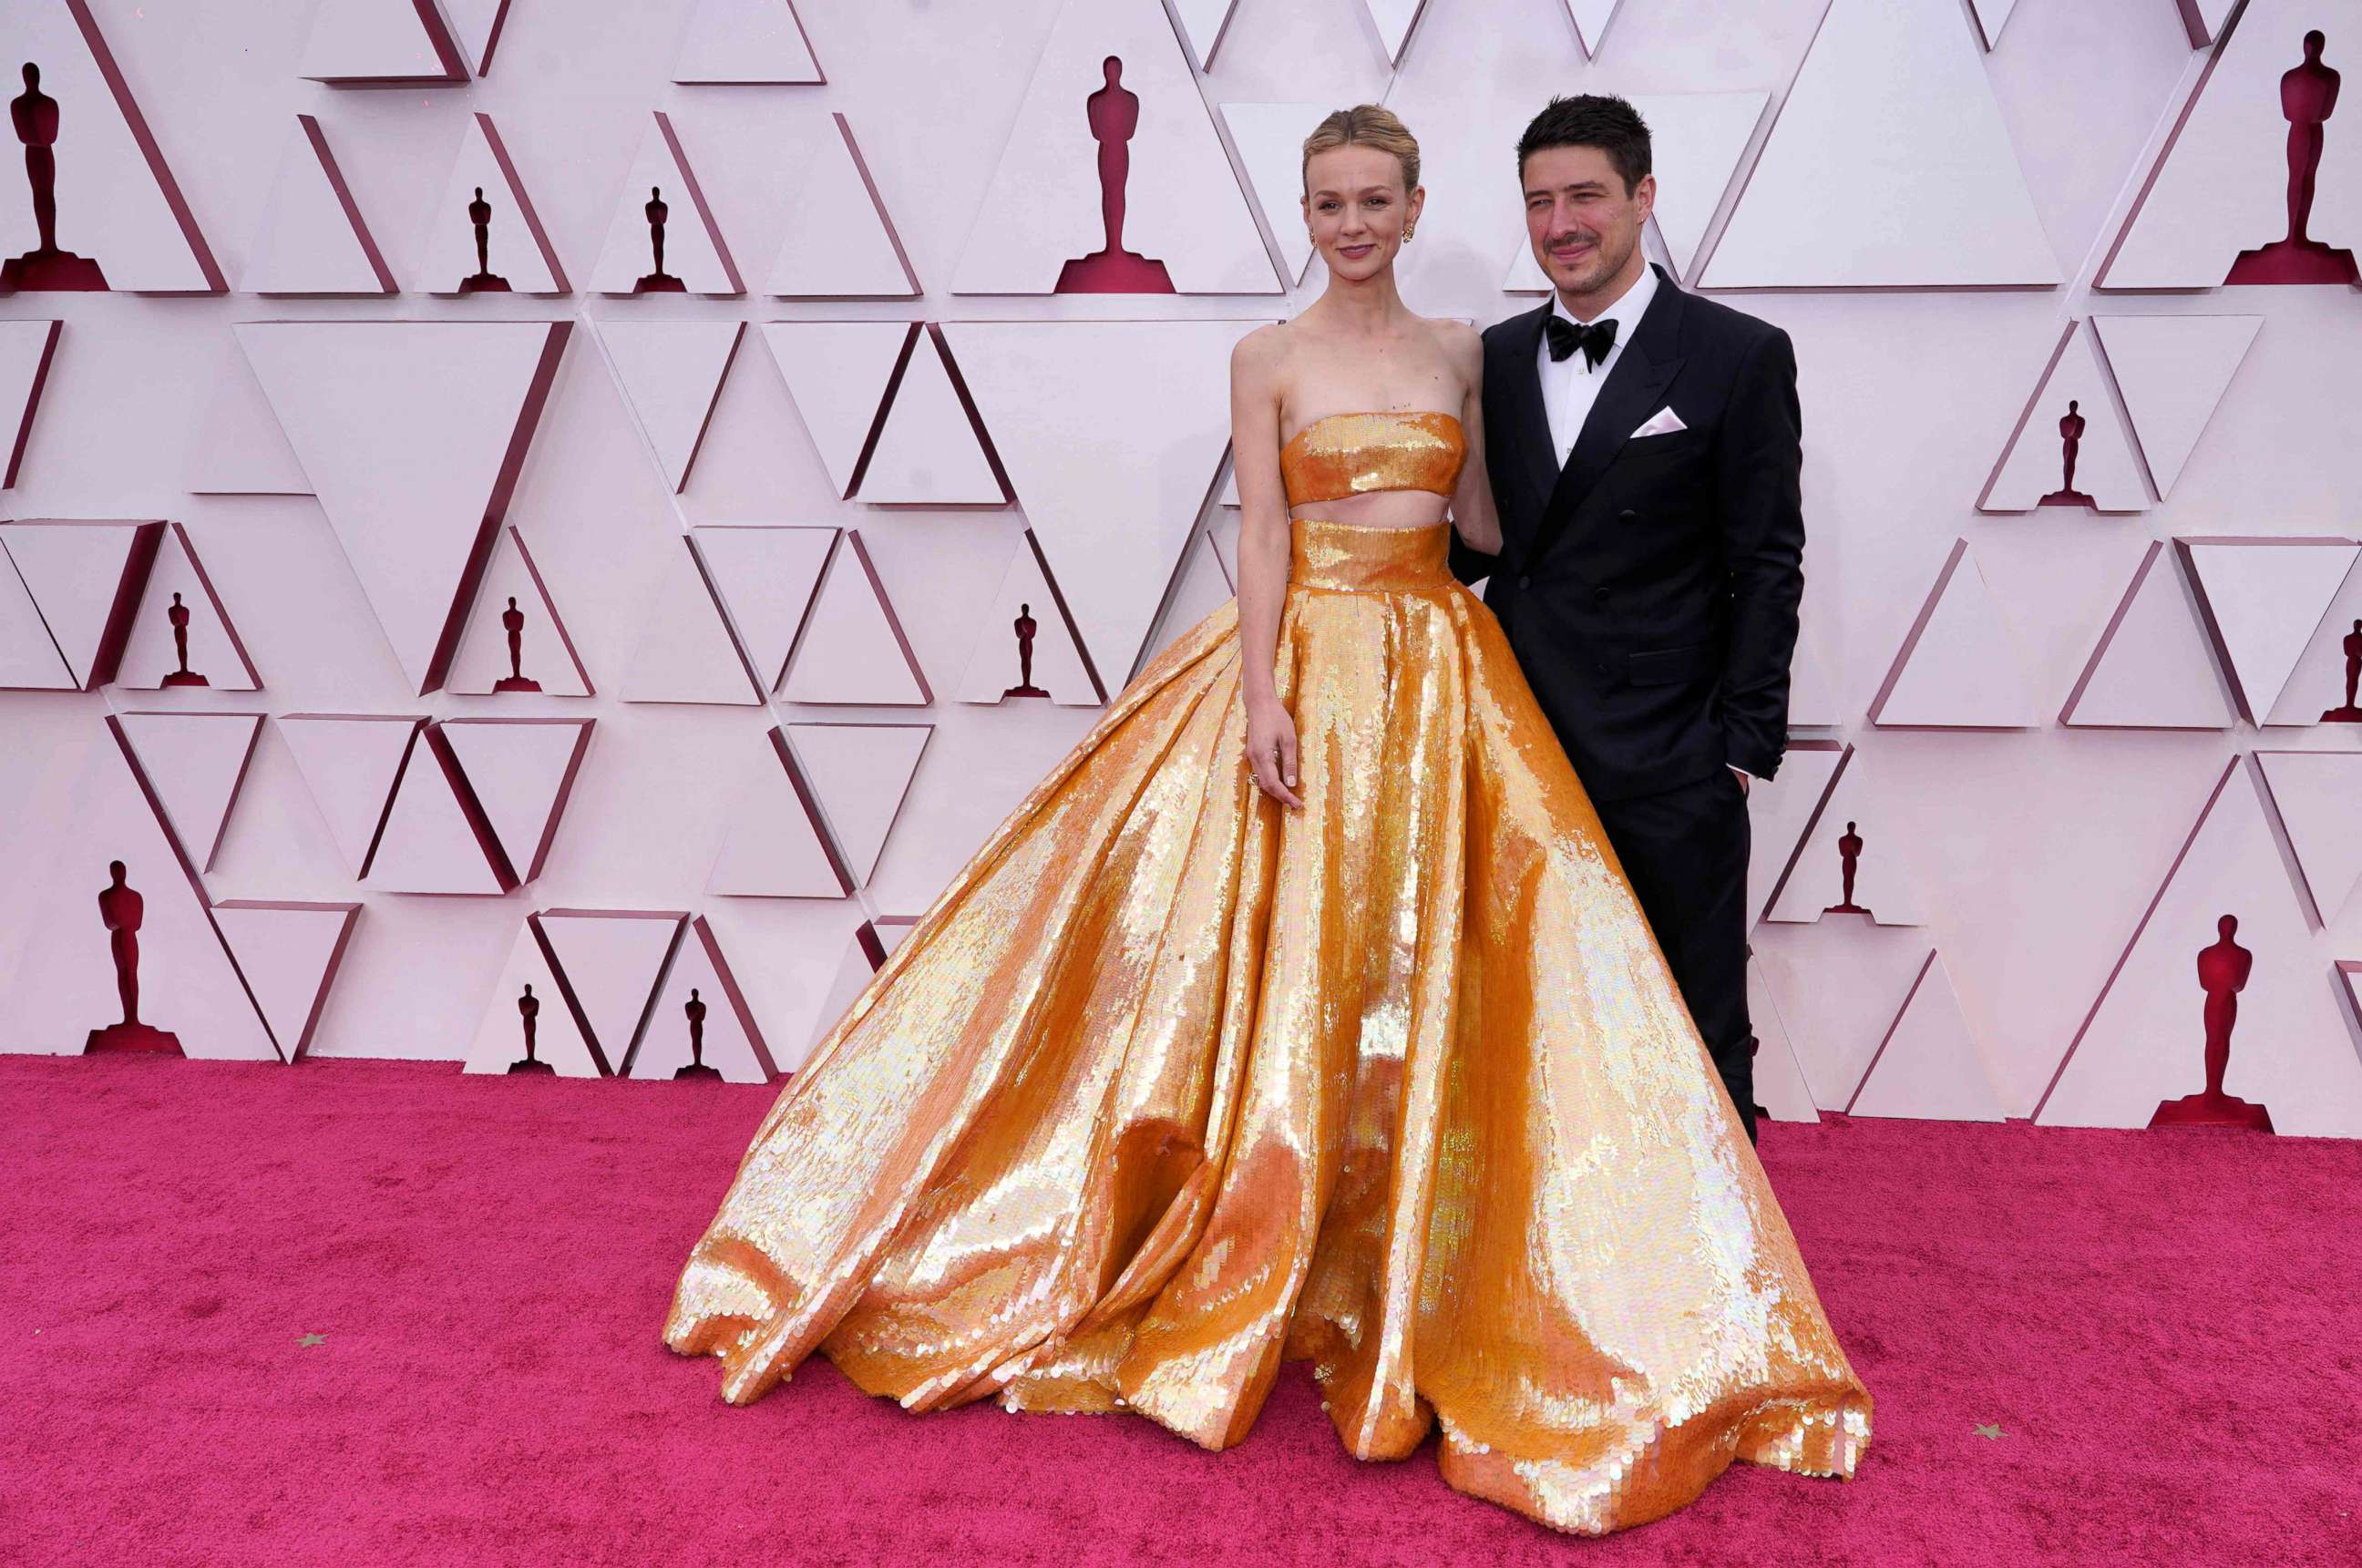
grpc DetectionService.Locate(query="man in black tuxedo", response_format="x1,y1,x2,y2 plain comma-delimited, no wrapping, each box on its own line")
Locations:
1452,96,1804,1143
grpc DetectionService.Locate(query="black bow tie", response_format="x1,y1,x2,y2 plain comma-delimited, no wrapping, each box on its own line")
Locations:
1545,313,1617,369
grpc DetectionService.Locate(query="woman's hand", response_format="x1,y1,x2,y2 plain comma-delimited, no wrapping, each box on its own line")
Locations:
1244,692,1305,810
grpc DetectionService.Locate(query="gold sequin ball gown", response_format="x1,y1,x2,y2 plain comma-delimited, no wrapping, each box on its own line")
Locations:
664,410,1873,1535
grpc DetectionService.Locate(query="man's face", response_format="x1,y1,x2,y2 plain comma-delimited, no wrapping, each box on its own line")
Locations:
1522,144,1652,297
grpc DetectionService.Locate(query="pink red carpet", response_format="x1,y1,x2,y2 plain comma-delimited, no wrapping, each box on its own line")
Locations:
3,1053,2356,1565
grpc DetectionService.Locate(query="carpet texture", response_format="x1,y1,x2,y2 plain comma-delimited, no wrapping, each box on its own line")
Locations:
4,1053,2357,1566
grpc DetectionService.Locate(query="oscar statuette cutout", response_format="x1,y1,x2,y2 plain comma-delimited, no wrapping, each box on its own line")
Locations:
2150,915,2275,1132
84,861,180,1053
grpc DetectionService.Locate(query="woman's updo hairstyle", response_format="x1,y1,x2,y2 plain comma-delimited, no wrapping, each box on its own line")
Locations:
1300,104,1420,197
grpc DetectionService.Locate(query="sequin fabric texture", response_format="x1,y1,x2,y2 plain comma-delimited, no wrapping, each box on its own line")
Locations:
665,413,1873,1536
1279,409,1466,504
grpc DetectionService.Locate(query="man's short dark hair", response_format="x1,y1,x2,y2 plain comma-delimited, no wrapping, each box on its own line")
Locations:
1516,95,1652,195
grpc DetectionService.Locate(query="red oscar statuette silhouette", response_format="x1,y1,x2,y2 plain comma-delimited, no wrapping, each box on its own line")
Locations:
85,861,180,1053
1001,600,1050,699
2150,914,2275,1132
2322,619,2362,722
2038,399,2096,508
1055,57,1175,294
492,595,540,692
1823,821,1873,917
508,981,555,1074
2225,30,2360,285
159,592,208,687
459,185,510,293
673,986,721,1081
637,185,684,292
3,63,108,292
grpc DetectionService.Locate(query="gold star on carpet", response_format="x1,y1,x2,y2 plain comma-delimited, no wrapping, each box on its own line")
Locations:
298,1333,326,1348
1974,1423,2005,1440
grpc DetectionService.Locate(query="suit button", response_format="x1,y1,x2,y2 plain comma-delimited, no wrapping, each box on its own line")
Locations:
1515,572,1532,589
1592,586,1609,601
1618,509,1638,522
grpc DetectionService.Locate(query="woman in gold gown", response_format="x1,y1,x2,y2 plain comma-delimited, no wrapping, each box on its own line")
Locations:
664,106,1871,1536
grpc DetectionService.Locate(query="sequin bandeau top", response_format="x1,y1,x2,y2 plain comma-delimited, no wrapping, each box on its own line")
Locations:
1279,410,1467,507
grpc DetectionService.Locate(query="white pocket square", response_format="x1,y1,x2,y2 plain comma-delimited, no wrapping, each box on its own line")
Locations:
1629,406,1688,439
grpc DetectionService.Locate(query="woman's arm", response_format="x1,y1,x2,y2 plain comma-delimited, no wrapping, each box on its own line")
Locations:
1445,323,1504,557
1228,325,1304,810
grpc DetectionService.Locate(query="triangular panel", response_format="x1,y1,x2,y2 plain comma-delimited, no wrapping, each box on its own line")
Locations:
365,727,509,895
0,518,157,688
1765,746,1928,927
211,901,360,1061
631,917,780,1081
114,712,264,872
595,318,743,493
0,319,61,488
951,0,1279,294
2254,750,2362,927
275,713,424,878
447,528,592,697
776,531,930,704
113,523,261,692
957,531,1103,705
299,0,467,84
1745,738,1847,926
2264,554,2362,727
1868,538,2039,728
242,115,395,295
437,718,595,885
2060,541,2239,729
2101,0,2362,288
788,722,932,888
1219,103,1329,286
759,321,909,497
2037,759,2362,1137
766,113,918,298
944,320,1257,679
415,113,568,295
857,328,1005,505
1745,951,1822,1122
2179,537,2359,724
0,538,75,690
587,113,744,295
706,726,850,898
691,524,835,691
535,908,686,1071
0,2,224,292
1979,323,2149,513
1700,0,2059,288
0,727,272,1061
183,333,313,496
1172,0,1242,70
2090,315,2262,497
673,0,825,84
1846,950,2007,1121
460,921,605,1077
237,320,571,694
620,537,765,705
1564,0,1626,56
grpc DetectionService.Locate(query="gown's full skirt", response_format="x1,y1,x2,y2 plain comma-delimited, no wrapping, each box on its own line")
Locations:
663,518,1871,1535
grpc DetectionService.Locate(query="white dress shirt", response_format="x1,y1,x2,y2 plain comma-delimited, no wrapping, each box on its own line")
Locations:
1531,264,1757,786
1534,261,1658,464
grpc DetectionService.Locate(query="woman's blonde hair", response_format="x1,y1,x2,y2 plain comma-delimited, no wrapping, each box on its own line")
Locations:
1300,104,1420,197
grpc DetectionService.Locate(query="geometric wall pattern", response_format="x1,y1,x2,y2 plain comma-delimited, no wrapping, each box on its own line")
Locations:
3,0,2359,1143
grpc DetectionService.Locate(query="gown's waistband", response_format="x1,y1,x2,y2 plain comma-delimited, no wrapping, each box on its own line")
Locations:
1287,515,1453,593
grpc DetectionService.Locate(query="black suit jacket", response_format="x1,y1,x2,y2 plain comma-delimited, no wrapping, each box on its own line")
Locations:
1450,263,1804,804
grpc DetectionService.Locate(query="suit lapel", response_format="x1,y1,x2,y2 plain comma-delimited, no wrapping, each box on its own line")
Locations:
1526,266,1688,572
